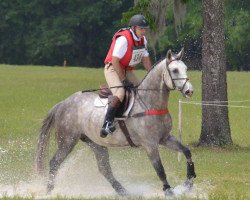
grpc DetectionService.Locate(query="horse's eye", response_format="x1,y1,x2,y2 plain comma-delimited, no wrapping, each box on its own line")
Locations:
173,68,179,74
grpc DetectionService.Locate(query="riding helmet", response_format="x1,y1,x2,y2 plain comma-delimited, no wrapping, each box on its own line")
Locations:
129,14,149,28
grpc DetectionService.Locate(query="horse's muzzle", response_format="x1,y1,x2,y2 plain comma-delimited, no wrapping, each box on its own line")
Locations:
184,89,193,97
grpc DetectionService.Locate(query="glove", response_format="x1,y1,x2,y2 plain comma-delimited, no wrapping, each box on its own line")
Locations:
122,79,134,91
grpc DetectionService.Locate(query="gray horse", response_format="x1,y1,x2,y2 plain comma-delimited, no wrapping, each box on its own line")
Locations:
34,48,196,197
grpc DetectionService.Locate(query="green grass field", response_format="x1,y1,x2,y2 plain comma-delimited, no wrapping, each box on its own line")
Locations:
0,64,249,200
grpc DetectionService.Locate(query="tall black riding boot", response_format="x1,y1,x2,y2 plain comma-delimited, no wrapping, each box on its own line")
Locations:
100,96,121,138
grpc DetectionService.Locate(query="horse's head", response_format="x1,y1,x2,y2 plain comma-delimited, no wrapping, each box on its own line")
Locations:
163,48,193,97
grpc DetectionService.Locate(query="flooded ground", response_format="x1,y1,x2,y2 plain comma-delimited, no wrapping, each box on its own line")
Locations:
0,148,209,199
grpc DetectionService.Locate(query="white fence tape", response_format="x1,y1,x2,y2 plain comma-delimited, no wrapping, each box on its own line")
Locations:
180,99,250,108
177,99,250,161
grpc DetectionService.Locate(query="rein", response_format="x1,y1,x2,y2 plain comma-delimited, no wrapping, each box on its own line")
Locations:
82,85,125,93
81,58,189,118
81,60,189,93
132,59,189,116
82,85,168,93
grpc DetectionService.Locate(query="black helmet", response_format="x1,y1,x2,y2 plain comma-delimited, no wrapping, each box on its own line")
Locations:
129,14,149,28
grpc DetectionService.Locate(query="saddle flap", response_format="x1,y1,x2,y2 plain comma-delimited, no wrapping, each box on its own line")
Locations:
117,91,135,118
94,91,135,118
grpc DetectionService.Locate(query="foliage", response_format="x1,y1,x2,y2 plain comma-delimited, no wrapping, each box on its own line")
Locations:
156,0,249,70
0,0,249,70
0,0,133,67
121,0,156,30
120,0,203,64
153,0,203,64
225,0,250,70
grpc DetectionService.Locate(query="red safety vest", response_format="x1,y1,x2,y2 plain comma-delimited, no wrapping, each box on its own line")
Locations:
104,29,145,70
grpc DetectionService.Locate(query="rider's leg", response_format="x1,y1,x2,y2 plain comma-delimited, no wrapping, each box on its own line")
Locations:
100,96,121,137
125,70,140,86
101,65,124,138
104,64,125,102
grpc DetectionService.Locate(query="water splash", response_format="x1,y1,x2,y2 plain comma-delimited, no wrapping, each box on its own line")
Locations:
0,149,210,199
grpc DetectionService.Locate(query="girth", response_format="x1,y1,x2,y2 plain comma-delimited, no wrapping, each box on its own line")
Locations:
117,108,169,147
99,85,169,147
118,120,138,147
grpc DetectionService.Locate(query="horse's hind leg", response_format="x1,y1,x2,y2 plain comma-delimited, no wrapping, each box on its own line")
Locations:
81,135,128,196
160,135,196,187
47,138,78,193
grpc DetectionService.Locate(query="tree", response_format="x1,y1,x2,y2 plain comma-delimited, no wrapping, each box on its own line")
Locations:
146,0,168,60
122,0,190,61
25,0,133,67
0,0,133,67
199,0,232,146
224,0,250,71
0,0,249,69
0,0,29,64
158,0,203,69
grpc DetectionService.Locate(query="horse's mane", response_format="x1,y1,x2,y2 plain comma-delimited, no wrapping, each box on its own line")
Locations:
138,57,166,86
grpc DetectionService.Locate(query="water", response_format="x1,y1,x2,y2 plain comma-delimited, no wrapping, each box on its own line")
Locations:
0,149,209,199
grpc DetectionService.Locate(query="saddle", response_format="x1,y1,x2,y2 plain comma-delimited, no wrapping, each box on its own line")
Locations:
95,85,137,147
94,84,135,118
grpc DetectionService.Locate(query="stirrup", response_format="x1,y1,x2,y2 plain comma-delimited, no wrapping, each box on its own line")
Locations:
100,121,116,138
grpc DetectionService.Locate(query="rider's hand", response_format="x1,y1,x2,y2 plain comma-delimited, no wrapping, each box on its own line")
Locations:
122,79,134,91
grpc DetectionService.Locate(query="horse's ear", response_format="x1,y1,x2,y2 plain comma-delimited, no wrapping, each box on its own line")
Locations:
166,49,172,63
176,47,184,60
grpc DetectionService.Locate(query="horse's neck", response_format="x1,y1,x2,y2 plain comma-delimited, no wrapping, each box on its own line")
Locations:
137,59,170,109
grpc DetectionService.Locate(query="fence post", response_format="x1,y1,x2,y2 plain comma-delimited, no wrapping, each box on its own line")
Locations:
178,99,182,162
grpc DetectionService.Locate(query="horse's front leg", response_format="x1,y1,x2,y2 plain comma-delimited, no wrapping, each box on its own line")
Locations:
160,135,196,188
144,146,174,196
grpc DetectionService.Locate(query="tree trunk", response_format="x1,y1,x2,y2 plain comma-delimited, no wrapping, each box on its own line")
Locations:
199,0,232,146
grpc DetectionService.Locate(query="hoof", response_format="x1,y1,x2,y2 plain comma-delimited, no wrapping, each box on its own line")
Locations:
113,181,129,197
164,188,174,197
183,178,194,190
47,183,54,194
118,189,129,197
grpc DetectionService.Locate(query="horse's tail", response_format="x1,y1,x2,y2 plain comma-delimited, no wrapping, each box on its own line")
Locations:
34,104,59,175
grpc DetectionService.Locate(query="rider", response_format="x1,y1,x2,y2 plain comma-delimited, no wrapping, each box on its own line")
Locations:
100,14,152,138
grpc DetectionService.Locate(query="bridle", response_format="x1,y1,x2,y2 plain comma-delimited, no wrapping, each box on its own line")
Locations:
135,58,190,112
164,59,190,94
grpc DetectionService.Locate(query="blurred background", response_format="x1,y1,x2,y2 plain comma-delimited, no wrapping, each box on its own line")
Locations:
0,0,249,70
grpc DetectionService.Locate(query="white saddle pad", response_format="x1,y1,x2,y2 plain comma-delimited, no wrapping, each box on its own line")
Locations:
94,97,108,107
94,92,135,117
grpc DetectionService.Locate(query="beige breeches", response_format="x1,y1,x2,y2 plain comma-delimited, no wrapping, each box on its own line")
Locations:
104,64,140,102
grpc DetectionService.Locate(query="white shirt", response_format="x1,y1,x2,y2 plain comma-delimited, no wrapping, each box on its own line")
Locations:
112,29,149,59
